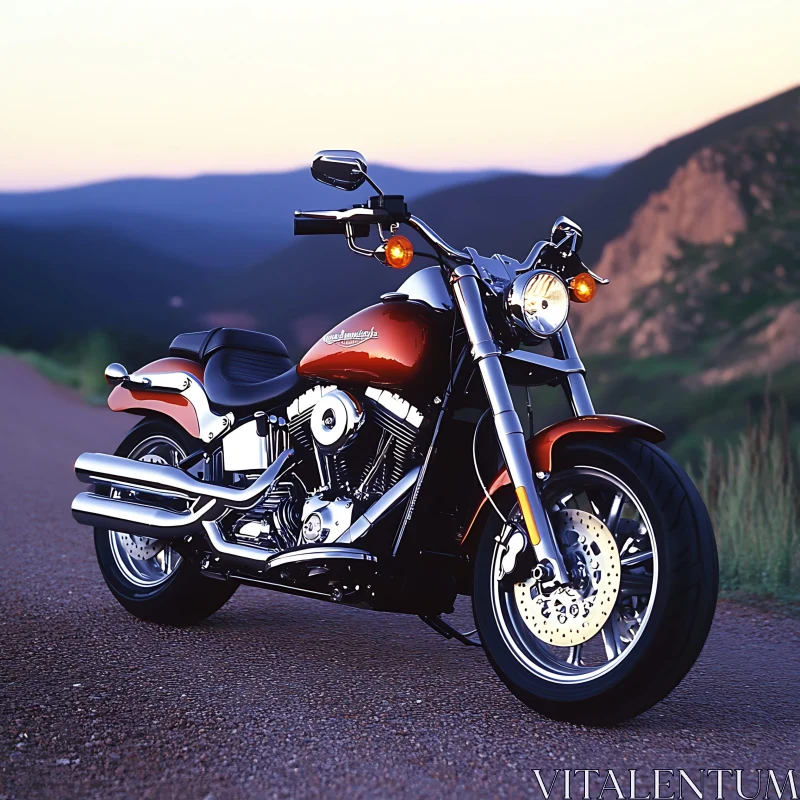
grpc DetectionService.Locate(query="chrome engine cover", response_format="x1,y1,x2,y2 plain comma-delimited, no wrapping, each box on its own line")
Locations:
229,383,428,554
300,495,354,544
231,479,302,551
309,389,364,451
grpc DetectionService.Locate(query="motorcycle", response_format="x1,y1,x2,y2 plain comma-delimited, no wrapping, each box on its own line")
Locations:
71,151,718,725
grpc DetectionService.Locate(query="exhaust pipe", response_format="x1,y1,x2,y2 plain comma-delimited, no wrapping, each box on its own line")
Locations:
72,494,217,539
198,466,421,562
71,449,293,540
75,450,292,509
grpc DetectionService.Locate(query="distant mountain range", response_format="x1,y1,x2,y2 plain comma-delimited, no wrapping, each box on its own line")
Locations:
0,166,508,269
220,171,603,352
1,84,798,459
221,86,800,355
0,163,611,351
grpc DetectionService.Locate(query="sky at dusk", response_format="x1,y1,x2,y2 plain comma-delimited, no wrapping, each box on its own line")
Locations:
2,0,798,190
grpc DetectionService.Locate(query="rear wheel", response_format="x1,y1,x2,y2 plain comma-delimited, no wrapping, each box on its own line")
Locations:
473,437,718,725
94,418,237,626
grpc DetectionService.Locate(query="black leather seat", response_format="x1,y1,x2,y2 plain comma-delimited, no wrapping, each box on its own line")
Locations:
170,328,288,364
169,328,306,412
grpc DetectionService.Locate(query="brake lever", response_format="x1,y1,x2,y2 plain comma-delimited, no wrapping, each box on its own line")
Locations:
562,252,610,285
295,207,390,225
582,265,610,285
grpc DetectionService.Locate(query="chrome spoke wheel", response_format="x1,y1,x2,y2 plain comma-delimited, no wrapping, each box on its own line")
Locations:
489,466,658,682
108,435,185,588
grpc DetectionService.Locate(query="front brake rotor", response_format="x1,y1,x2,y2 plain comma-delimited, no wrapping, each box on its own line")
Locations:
514,509,621,646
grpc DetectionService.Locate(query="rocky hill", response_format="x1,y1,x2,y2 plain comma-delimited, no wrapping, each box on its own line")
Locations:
571,110,800,461
221,87,800,357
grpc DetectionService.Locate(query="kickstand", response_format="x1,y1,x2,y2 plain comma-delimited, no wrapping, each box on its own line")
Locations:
419,615,482,647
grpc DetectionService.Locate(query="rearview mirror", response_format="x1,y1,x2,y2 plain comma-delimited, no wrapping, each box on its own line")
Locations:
551,216,583,253
311,150,369,191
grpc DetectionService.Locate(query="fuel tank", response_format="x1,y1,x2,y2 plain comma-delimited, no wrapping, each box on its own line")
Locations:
298,301,449,392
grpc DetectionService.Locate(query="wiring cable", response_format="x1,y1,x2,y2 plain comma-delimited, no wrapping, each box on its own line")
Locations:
472,408,511,528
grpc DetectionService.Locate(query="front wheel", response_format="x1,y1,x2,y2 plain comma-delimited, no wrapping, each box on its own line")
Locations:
94,418,238,626
473,437,718,725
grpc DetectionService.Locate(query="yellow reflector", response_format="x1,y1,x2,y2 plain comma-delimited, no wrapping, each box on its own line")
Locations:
515,486,541,546
385,235,414,269
570,272,597,303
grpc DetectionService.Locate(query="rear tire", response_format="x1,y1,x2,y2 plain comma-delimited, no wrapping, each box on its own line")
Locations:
94,418,238,626
473,437,718,725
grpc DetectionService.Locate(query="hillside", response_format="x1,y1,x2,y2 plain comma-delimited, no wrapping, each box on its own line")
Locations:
223,173,602,352
3,211,281,272
571,84,800,264
412,84,800,265
223,86,800,356
411,173,598,261
0,86,797,464
0,166,504,269
0,222,203,352
570,109,800,462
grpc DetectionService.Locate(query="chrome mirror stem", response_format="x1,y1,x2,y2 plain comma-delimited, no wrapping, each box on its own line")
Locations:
360,168,384,197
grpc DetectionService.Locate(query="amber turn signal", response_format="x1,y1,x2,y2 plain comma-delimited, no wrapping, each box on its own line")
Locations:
384,235,414,269
570,272,597,303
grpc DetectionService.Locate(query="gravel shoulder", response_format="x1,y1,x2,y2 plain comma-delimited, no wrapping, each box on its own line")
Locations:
1,356,798,799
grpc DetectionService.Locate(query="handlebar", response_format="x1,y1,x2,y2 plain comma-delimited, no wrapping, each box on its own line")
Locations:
293,193,605,282
293,206,390,239
293,204,472,265
405,215,471,264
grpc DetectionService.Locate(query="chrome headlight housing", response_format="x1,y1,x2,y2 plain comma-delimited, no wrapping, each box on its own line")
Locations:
506,270,570,339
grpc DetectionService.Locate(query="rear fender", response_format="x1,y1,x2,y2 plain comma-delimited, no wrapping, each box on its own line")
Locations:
108,357,207,440
460,414,665,552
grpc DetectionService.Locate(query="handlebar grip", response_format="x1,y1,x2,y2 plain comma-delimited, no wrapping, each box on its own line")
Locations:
294,218,345,236
293,218,371,238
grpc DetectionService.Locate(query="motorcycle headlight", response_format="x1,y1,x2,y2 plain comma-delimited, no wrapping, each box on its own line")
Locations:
506,270,569,339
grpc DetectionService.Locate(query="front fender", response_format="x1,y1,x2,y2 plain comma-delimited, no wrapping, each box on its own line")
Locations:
460,414,665,550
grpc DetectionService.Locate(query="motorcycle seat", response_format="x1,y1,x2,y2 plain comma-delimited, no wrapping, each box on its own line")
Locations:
169,328,306,413
169,328,287,364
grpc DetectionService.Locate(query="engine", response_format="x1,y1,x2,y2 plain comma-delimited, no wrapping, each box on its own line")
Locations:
228,385,429,551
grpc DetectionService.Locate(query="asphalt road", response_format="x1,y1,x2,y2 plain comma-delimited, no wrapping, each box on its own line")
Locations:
1,355,798,800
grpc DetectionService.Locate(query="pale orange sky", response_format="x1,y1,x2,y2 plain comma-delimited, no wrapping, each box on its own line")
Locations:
1,0,798,189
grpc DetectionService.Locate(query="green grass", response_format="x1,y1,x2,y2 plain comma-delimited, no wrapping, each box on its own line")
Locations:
693,406,800,601
0,331,116,404
583,355,800,466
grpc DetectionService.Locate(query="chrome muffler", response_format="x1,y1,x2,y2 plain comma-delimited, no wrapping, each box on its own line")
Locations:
71,450,292,540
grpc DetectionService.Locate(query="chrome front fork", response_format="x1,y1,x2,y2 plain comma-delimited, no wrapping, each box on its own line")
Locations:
552,324,595,417
451,266,569,585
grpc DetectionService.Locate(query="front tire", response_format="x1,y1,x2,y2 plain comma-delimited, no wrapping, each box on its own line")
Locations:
94,418,238,626
473,437,718,725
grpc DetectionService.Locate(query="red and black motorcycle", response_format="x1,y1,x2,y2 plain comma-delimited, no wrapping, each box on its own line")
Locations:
72,151,718,724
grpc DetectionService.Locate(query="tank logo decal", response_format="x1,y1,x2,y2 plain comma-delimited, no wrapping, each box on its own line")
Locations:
323,327,379,348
